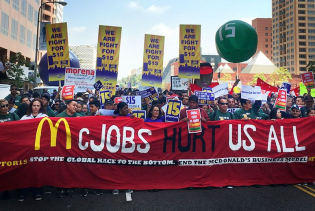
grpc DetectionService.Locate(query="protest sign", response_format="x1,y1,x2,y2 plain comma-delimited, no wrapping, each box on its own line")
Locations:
311,89,315,97
227,108,240,114
241,85,262,100
115,97,122,104
179,25,201,79
194,91,214,105
132,110,146,120
165,100,182,122
275,89,287,111
142,34,165,88
62,85,75,100
64,67,96,92
94,80,104,91
39,22,50,50
171,76,189,91
0,117,314,191
96,25,122,94
301,72,315,88
212,83,228,98
261,93,268,105
136,87,159,103
186,109,202,133
280,82,291,94
99,90,111,109
122,96,141,110
46,22,69,81
299,82,308,96
98,109,114,116
202,87,213,92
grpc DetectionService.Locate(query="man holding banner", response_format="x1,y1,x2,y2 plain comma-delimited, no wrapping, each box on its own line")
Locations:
209,98,234,121
179,95,209,122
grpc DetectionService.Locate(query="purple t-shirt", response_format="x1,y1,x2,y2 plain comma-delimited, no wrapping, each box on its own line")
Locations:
144,116,165,122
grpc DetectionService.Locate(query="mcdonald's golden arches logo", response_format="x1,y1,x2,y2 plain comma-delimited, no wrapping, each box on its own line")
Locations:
35,117,72,150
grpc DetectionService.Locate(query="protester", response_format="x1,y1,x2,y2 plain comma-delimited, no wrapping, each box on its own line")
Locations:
307,108,315,117
82,103,88,115
179,95,210,121
0,56,9,80
21,96,30,105
8,98,16,113
21,98,47,120
41,93,56,117
290,104,301,119
227,97,237,108
104,100,114,110
56,100,80,117
76,101,86,116
301,95,314,117
234,99,252,120
201,105,211,116
145,105,164,122
269,108,283,120
209,98,234,120
4,84,21,108
113,102,133,117
88,100,101,116
51,100,61,114
286,96,293,112
182,95,189,108
295,96,304,107
16,103,29,118
251,100,270,120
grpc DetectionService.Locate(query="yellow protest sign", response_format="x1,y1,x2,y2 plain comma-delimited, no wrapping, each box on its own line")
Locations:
46,23,69,81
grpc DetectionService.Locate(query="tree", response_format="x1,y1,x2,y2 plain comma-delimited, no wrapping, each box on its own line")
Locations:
250,73,266,85
267,67,292,86
306,61,315,73
118,74,142,88
3,52,29,88
220,73,232,82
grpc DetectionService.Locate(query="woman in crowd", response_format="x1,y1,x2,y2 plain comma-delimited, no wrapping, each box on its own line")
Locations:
145,105,164,122
269,108,283,120
76,101,86,116
21,98,47,120
113,102,132,117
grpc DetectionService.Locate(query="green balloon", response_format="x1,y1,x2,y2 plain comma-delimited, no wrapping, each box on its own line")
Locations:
215,20,258,63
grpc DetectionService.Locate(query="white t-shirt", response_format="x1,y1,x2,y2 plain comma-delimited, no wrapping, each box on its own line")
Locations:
21,113,48,120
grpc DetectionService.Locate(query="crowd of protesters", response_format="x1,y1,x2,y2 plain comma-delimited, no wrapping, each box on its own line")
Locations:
0,84,314,201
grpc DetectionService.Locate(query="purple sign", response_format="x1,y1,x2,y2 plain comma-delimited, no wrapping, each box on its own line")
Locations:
165,100,182,122
136,87,159,104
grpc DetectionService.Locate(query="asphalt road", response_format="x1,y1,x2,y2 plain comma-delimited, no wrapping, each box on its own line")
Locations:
1,184,315,211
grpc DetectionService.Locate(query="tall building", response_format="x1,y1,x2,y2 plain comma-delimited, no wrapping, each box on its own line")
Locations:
69,45,96,69
0,0,40,62
272,0,315,74
53,0,64,23
252,18,273,61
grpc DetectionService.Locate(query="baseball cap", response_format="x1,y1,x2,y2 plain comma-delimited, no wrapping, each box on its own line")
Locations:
189,95,198,103
291,104,300,111
200,62,213,75
105,99,114,105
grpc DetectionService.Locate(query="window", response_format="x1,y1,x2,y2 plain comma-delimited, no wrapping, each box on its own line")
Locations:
299,29,306,33
265,27,268,30
308,0,315,2
299,48,306,52
299,35,306,39
309,54,315,59
265,33,268,36
4,0,10,3
28,4,33,22
34,10,38,25
298,10,306,14
309,42,315,46
291,55,294,59
308,10,315,14
307,4,315,8
299,23,306,27
309,29,315,33
300,67,306,71
298,4,305,8
265,50,268,54
265,44,268,47
0,12,9,36
33,34,36,50
309,48,315,52
309,36,315,40
21,0,27,17
265,39,268,42
19,24,25,44
308,17,315,21
27,29,32,48
13,0,19,11
299,16,306,20
11,18,18,40
299,42,306,45
35,0,39,3
308,23,315,27
299,61,306,65
291,61,294,65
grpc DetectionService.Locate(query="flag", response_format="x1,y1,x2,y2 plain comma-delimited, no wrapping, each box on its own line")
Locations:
291,87,300,97
256,78,278,93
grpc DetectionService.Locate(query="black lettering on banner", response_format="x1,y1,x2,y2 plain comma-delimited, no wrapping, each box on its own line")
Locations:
192,126,206,152
207,125,221,152
178,127,191,152
163,128,177,153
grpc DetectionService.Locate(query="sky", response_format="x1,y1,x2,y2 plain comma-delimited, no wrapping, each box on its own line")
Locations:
63,0,272,79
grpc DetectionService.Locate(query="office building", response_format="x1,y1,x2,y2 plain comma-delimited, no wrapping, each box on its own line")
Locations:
252,18,273,61
272,0,315,74
69,45,96,69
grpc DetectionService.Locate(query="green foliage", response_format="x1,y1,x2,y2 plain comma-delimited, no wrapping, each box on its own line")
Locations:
306,61,315,73
3,52,28,88
267,67,292,86
118,74,142,88
250,73,266,85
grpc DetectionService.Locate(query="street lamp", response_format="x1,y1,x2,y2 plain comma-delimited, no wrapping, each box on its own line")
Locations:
34,1,67,88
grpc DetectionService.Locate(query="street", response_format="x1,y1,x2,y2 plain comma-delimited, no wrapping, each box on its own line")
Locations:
1,184,314,211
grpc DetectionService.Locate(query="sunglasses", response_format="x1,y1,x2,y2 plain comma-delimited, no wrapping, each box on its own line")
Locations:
11,88,18,90
219,103,228,105
0,104,9,108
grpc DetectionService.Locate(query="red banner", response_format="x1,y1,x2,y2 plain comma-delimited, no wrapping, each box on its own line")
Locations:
0,117,314,191
257,78,278,93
